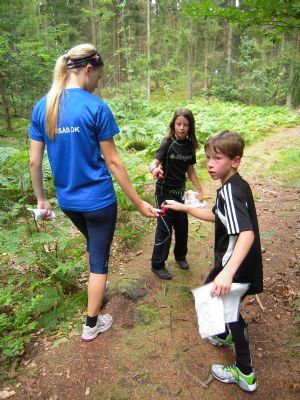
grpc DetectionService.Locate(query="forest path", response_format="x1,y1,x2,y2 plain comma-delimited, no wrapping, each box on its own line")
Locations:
4,126,300,400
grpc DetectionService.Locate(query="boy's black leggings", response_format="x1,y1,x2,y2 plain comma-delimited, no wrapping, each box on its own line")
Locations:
222,313,253,375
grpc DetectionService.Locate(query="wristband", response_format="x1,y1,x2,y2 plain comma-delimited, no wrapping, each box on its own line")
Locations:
150,166,157,173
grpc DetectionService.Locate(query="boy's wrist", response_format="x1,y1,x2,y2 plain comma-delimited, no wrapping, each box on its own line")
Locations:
223,264,237,277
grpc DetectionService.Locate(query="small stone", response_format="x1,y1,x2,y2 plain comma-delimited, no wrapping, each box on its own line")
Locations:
0,389,16,399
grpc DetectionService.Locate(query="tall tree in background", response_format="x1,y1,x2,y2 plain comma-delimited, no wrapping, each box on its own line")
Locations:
1,0,299,122
184,0,300,106
226,0,235,79
146,0,151,100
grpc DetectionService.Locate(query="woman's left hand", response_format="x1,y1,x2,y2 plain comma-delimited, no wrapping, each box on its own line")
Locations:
37,199,53,220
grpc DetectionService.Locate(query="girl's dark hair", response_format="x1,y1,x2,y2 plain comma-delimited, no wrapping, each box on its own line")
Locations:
166,108,199,150
204,130,244,159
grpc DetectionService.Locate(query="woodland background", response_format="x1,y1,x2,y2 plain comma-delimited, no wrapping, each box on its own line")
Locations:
1,0,300,126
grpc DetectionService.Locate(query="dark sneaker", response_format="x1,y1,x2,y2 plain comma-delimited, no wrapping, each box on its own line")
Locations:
176,259,190,270
211,364,257,392
151,267,172,280
207,331,233,347
81,314,113,342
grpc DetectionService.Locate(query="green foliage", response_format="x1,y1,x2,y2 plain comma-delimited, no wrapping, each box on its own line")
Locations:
269,148,300,188
0,95,299,378
204,36,289,105
295,298,300,323
135,304,160,325
185,1,300,31
116,216,150,249
118,125,151,151
290,65,300,108
0,212,86,373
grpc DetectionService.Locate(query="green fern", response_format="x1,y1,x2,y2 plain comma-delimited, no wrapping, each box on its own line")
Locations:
290,65,300,108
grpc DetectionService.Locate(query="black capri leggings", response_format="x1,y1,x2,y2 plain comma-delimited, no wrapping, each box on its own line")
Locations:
62,202,117,274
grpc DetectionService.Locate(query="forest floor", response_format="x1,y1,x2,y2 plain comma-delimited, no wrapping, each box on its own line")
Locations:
1,126,300,400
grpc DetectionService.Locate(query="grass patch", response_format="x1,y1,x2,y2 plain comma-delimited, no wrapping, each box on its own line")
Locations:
269,148,300,188
260,229,277,242
134,304,160,325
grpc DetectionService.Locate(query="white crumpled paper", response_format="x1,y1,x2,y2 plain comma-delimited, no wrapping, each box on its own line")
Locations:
184,190,207,208
27,208,56,221
191,282,249,338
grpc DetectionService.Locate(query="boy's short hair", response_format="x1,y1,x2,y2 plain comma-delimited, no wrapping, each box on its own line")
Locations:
204,130,244,159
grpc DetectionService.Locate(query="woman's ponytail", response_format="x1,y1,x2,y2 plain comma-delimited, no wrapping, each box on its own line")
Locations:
46,55,69,139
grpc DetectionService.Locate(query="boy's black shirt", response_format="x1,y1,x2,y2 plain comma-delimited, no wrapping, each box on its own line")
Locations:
205,173,263,295
154,137,196,199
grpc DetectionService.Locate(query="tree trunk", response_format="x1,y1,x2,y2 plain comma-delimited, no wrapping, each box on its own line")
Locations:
146,0,151,100
226,0,234,79
89,0,97,47
112,3,120,85
203,23,208,90
286,62,294,108
186,41,192,101
186,16,194,101
226,20,233,78
0,74,12,131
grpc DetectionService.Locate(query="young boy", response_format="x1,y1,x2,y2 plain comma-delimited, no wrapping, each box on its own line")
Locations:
164,130,263,392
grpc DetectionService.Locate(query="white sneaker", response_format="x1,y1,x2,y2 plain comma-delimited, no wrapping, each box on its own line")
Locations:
211,364,257,392
81,314,113,342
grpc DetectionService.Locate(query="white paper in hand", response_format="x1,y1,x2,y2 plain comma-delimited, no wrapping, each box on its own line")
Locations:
192,282,249,339
192,284,225,338
184,190,207,208
27,208,56,221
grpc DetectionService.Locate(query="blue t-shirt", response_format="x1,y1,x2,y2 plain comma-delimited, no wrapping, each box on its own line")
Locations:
29,88,119,211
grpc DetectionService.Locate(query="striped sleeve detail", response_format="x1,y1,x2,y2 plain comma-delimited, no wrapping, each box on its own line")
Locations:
221,183,240,234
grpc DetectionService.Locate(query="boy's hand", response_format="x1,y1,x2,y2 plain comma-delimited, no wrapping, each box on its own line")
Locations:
210,269,233,297
163,200,185,212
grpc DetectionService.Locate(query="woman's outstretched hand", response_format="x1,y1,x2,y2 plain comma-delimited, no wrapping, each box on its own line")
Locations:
137,201,159,217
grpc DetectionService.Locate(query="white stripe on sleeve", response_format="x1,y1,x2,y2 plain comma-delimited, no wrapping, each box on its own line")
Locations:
222,184,239,234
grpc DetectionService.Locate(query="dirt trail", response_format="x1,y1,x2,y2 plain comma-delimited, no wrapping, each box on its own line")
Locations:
2,127,300,400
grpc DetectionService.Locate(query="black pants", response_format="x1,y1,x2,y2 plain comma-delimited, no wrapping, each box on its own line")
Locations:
218,296,253,374
228,314,252,373
62,202,117,274
151,194,188,270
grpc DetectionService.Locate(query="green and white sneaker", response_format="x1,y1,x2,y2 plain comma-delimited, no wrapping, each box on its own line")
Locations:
207,332,233,347
211,364,257,392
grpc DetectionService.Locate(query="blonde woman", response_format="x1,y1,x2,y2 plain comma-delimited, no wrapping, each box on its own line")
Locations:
29,43,157,341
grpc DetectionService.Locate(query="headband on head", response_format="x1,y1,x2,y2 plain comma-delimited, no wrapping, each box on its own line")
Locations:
64,51,104,69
